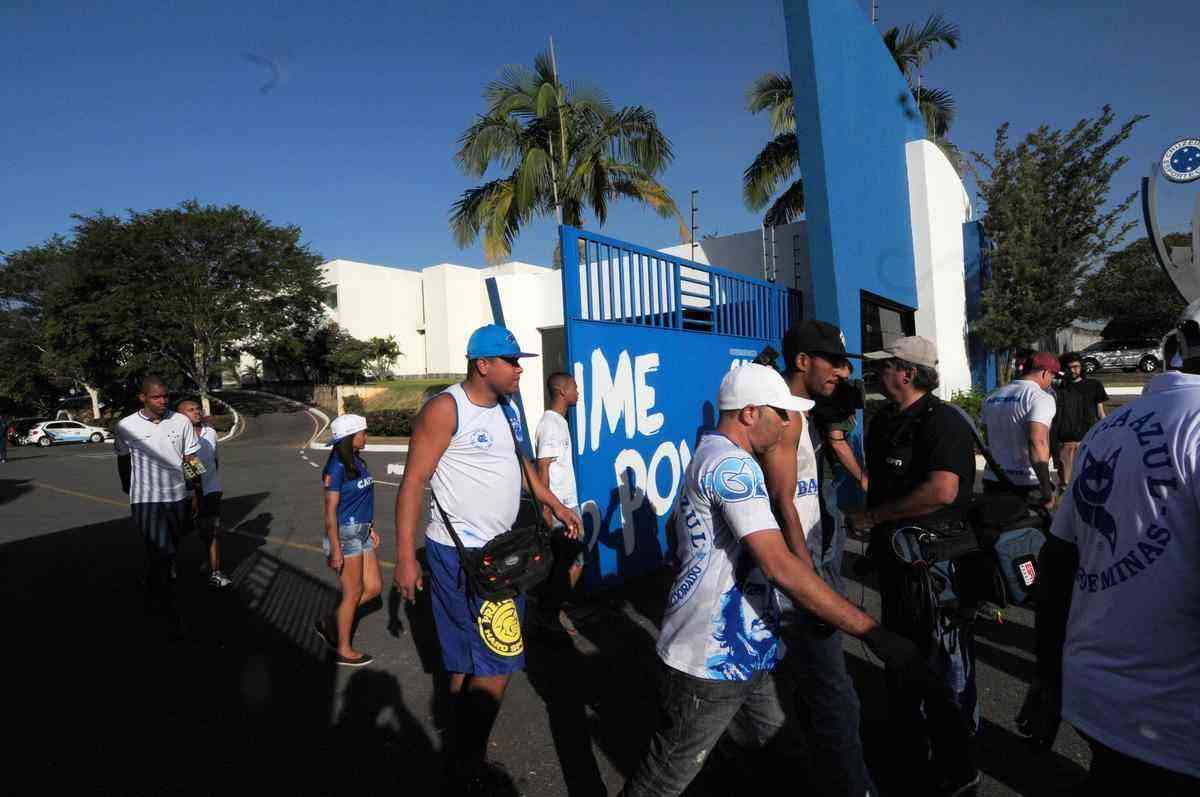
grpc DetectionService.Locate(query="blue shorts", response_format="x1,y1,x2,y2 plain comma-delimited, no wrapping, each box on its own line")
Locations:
322,522,375,558
425,539,526,676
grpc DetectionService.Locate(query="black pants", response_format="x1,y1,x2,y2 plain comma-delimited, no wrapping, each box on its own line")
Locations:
1078,734,1199,796
982,480,1041,500
875,553,978,785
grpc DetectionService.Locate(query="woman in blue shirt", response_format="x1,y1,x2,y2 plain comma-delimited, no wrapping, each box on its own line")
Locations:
314,414,381,666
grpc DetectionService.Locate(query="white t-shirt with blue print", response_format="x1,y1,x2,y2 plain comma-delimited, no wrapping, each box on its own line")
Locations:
657,433,785,681
1050,372,1200,778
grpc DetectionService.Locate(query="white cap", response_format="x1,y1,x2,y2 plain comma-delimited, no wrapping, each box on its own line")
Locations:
863,335,938,368
718,364,815,413
329,413,367,444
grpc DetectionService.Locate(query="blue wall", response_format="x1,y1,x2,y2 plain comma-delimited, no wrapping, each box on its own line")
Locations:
782,0,927,358
962,220,997,391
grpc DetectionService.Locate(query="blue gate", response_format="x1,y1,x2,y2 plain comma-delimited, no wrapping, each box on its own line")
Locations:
560,225,802,587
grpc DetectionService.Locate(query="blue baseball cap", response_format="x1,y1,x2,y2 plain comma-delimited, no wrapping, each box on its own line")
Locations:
466,324,536,359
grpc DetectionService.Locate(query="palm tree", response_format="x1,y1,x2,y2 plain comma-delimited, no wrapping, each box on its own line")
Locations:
743,14,961,226
451,52,686,263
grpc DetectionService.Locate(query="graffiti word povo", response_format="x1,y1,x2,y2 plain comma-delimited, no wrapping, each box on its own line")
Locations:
1161,139,1200,183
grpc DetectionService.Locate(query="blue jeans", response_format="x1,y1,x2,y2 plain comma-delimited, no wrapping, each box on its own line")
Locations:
781,488,875,797
620,664,787,797
781,618,874,797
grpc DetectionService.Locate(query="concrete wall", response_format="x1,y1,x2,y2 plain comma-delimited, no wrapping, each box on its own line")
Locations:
324,259,426,376
658,222,813,318
906,140,973,398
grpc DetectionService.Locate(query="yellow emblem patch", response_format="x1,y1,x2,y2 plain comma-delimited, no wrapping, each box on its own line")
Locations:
477,599,524,657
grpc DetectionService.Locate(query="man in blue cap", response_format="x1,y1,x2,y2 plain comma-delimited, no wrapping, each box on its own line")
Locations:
393,324,581,789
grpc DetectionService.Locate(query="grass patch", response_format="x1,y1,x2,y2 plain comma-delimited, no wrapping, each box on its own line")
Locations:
1094,371,1154,387
362,379,454,412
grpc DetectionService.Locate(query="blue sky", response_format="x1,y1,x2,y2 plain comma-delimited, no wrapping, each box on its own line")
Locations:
2,0,1195,270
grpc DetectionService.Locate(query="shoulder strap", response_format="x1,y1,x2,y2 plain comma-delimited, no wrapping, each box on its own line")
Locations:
498,396,548,523
941,400,1019,491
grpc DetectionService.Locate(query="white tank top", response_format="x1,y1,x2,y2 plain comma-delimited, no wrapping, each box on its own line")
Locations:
792,414,824,561
425,383,523,549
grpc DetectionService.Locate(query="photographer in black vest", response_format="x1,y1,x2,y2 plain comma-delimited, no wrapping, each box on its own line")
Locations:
845,336,980,796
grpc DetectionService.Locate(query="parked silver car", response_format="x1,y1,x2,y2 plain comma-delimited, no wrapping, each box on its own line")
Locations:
1079,338,1162,374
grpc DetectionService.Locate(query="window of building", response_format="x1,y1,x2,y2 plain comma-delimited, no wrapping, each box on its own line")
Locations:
861,291,915,354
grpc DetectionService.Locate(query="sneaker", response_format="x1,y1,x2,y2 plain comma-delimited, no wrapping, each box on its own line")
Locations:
334,652,374,667
940,770,981,796
169,561,178,581
208,570,232,589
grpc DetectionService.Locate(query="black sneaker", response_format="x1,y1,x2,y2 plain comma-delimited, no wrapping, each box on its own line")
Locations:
334,652,374,667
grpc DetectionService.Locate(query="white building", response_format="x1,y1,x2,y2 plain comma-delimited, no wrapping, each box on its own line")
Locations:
258,141,975,427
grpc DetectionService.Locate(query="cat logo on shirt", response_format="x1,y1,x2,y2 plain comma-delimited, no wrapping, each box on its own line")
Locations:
478,599,523,656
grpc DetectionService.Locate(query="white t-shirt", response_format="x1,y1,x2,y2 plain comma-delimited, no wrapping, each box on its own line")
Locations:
535,410,578,520
981,379,1056,486
195,425,221,495
793,414,824,560
114,410,201,504
657,433,785,681
424,384,522,549
1050,371,1200,777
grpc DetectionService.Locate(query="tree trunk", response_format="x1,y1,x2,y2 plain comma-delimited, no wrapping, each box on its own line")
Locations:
84,384,101,422
194,344,212,417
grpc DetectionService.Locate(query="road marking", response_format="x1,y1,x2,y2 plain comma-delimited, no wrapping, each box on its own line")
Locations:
27,480,402,568
309,461,319,468
32,481,127,508
375,480,399,487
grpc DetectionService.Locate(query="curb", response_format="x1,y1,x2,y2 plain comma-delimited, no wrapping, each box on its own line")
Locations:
209,394,243,443
220,388,331,448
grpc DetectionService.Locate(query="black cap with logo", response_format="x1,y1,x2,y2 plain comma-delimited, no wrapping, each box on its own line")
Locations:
782,320,861,368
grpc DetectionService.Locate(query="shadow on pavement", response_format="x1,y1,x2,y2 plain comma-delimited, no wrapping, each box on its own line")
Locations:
0,477,34,506
5,501,438,792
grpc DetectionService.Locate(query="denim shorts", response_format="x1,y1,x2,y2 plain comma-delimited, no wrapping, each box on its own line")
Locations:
322,522,375,558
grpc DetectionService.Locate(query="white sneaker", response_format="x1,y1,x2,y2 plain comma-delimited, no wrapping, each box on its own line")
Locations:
208,570,232,589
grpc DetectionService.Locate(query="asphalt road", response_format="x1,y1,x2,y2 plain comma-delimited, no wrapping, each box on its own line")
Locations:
2,391,1090,795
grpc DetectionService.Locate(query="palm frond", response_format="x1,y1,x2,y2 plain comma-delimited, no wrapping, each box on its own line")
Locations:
763,179,805,227
514,146,555,212
746,72,795,135
742,133,799,211
453,114,528,177
884,13,960,80
914,85,955,138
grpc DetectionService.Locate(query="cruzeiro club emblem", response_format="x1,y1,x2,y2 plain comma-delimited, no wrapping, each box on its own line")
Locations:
1072,448,1121,554
478,599,523,656
710,456,768,503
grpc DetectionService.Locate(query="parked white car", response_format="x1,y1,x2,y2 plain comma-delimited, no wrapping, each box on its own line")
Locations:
25,420,113,447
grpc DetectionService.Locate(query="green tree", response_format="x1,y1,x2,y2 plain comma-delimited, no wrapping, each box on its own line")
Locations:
1076,233,1189,339
65,201,328,415
364,336,401,381
743,13,960,225
0,309,57,414
307,323,371,385
450,51,685,263
0,236,119,418
972,106,1146,383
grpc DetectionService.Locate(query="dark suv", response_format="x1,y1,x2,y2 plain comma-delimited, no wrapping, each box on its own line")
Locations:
1079,338,1162,374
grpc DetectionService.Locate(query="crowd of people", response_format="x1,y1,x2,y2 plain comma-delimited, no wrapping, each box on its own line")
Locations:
108,308,1200,795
